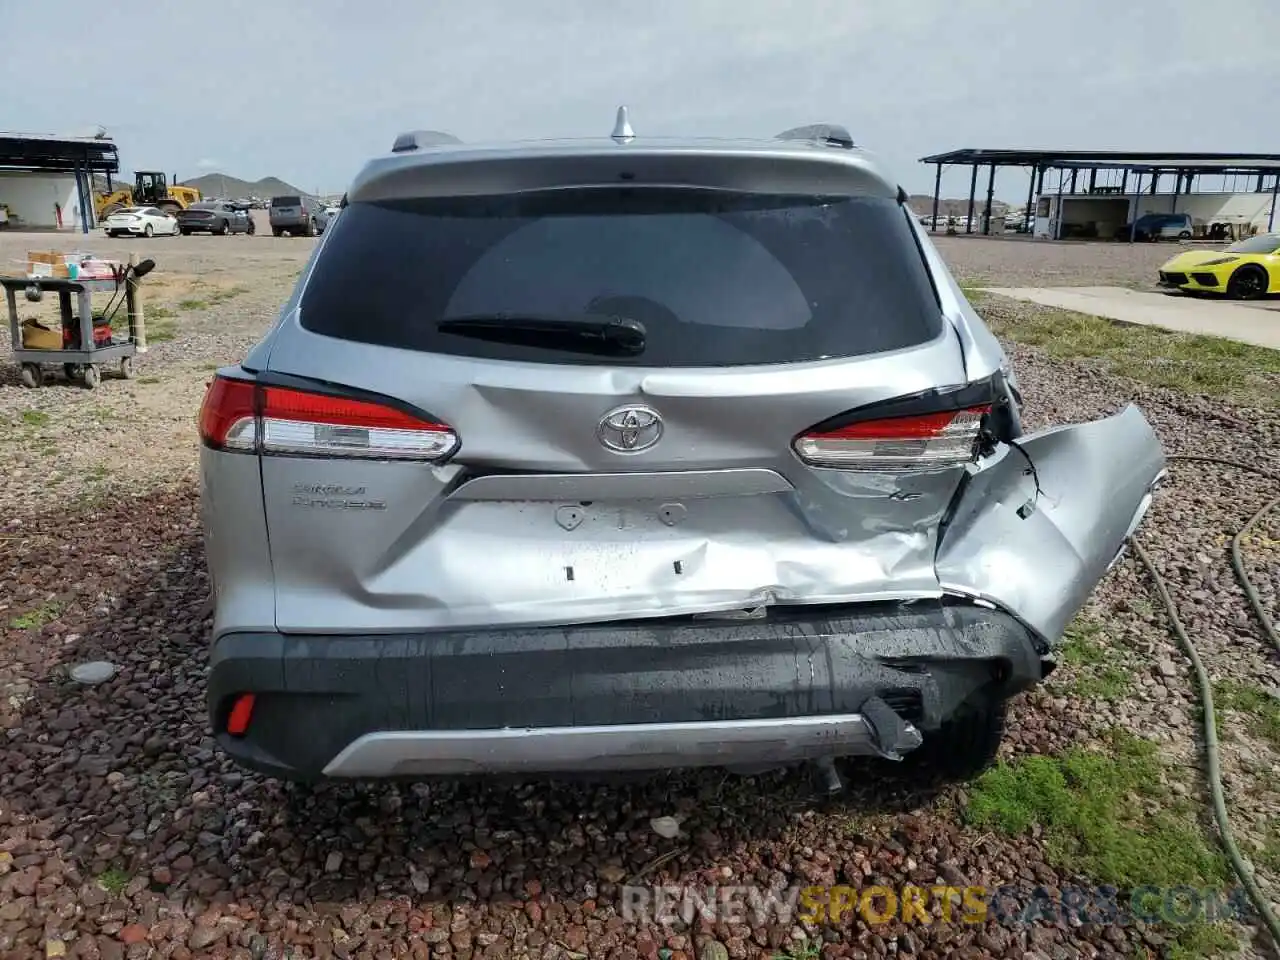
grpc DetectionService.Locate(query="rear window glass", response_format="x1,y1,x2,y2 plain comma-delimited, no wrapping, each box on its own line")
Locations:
299,189,944,367
272,196,301,207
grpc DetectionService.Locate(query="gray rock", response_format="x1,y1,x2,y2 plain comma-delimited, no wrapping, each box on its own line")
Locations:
70,661,116,685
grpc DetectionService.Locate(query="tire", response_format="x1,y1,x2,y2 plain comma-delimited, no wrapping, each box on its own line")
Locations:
1178,231,1192,240
119,356,135,380
181,229,191,236
273,228,283,238
64,363,83,381
1226,264,1269,301
105,231,117,238
305,219,316,238
902,700,1007,783
144,224,153,238
218,220,231,236
19,363,43,389
246,220,256,236
82,365,100,390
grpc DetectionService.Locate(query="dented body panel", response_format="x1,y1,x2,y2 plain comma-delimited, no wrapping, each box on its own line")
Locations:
200,131,1167,780
936,405,1165,644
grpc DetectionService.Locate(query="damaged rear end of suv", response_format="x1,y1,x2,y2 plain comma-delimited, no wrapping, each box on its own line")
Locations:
198,117,1166,782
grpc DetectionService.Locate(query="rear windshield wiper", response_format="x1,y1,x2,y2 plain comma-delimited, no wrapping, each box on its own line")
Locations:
436,313,647,356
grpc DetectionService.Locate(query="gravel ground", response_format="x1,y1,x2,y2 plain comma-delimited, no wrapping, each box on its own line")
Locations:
1,234,1278,959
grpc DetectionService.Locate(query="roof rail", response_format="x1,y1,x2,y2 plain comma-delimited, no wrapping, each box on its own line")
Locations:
391,130,463,153
775,124,855,150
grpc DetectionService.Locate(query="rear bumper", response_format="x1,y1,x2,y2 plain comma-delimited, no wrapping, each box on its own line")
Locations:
208,603,1048,780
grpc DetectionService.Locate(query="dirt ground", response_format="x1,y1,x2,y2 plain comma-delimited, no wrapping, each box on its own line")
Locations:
1,232,1277,960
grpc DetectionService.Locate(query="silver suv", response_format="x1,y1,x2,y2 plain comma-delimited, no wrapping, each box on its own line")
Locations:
199,112,1165,782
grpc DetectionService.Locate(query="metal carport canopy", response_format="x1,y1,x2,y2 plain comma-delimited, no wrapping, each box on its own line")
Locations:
0,132,120,233
917,148,1280,238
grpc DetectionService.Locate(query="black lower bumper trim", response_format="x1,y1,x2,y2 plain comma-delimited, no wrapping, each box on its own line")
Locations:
209,602,1046,780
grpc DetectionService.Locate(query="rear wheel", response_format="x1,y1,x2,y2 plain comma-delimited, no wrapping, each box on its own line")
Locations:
1178,230,1192,240
143,224,153,238
902,699,1007,783
218,220,231,236
273,228,283,238
180,229,191,236
305,219,316,237
1227,264,1269,300
20,363,43,389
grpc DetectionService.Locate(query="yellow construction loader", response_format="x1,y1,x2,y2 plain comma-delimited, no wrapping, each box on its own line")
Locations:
95,171,201,221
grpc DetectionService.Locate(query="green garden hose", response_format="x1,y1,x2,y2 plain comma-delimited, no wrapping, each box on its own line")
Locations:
1131,454,1280,947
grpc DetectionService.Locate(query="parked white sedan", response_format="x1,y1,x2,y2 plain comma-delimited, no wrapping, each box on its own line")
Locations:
102,207,180,238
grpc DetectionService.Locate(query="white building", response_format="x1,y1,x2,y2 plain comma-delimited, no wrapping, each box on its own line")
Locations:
0,131,119,232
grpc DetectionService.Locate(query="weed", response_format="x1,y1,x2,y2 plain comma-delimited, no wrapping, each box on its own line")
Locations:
178,298,208,311
966,729,1227,889
1165,922,1240,959
8,601,62,630
20,409,50,428
138,376,161,385
771,940,821,960
1213,680,1280,750
1057,619,1134,701
977,299,1280,410
148,322,176,344
96,868,130,895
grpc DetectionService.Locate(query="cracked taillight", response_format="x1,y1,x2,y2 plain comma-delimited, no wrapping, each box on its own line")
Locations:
794,405,990,471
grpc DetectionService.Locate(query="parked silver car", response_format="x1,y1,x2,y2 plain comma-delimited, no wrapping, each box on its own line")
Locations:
268,194,329,237
199,113,1166,782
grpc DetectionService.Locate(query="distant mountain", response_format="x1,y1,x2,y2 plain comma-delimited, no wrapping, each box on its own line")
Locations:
178,173,310,200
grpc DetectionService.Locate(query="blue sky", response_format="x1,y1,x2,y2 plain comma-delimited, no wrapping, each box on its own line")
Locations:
3,0,1278,200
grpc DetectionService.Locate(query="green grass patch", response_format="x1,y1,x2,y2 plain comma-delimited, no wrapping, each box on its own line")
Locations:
147,320,176,343
19,409,50,428
8,601,62,630
966,729,1227,889
1165,923,1240,960
1057,619,1134,701
95,868,130,895
1213,680,1280,750
177,298,208,311
975,297,1280,409
137,375,161,385
770,941,821,960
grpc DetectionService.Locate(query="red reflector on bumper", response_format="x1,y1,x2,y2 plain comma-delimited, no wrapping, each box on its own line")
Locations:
226,694,256,736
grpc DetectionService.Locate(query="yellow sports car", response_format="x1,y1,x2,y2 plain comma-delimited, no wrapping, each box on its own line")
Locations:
1158,233,1280,299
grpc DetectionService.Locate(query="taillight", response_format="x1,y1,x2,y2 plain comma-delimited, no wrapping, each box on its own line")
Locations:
199,376,257,450
793,405,990,471
198,375,458,461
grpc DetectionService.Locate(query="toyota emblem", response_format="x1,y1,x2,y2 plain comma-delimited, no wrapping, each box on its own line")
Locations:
597,404,664,453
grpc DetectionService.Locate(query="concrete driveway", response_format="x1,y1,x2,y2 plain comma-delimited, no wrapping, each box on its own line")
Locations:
982,286,1280,350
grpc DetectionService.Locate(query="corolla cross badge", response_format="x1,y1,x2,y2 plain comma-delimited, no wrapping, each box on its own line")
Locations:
597,404,663,453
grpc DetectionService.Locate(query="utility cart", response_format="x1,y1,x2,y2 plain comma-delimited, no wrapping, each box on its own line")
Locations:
3,258,151,389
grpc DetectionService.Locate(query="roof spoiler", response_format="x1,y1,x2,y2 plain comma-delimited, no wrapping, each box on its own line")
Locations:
775,124,855,150
391,130,463,153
